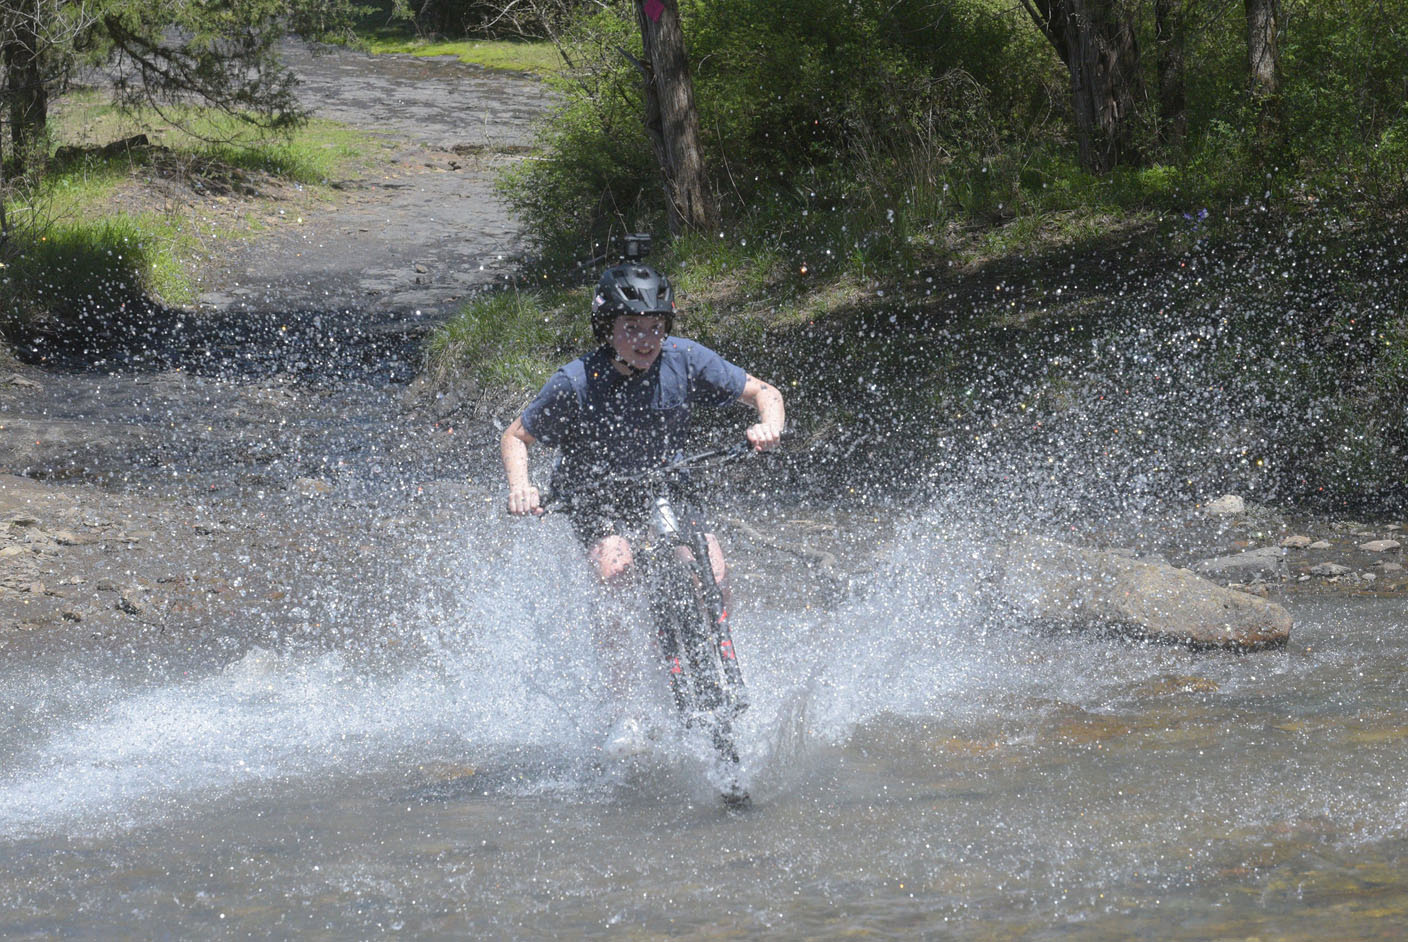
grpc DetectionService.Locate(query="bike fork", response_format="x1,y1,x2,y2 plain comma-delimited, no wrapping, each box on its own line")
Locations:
690,531,747,707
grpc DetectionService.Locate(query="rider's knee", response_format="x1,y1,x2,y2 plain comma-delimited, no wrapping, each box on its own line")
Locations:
705,533,728,585
673,534,728,584
590,535,635,586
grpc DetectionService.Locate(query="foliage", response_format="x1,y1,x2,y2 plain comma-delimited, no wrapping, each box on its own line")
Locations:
382,0,583,38
497,0,1408,281
500,0,1049,269
0,0,363,177
425,286,587,389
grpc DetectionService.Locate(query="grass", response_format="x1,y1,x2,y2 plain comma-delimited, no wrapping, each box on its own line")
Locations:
362,32,564,73
49,94,390,184
2,94,393,330
425,286,587,390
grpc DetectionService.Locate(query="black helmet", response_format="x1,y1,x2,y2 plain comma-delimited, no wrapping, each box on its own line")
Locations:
591,264,675,343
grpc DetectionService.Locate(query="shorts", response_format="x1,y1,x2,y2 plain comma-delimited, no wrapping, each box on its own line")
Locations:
558,482,710,550
560,488,651,548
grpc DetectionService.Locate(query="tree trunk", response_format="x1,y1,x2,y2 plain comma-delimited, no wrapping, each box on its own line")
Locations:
634,0,713,234
1154,0,1186,151
3,0,48,170
1022,0,1144,173
1245,0,1280,100
1244,0,1281,145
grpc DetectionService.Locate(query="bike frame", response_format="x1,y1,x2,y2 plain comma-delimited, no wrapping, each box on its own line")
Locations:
542,445,754,766
638,483,748,727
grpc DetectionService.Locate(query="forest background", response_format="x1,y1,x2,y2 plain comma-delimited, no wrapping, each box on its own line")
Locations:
2,0,1406,513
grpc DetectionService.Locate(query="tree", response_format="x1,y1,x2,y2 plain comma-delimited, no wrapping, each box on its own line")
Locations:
1020,0,1145,173
0,0,357,174
2,0,66,166
631,0,712,234
1154,0,1186,151
1243,0,1280,138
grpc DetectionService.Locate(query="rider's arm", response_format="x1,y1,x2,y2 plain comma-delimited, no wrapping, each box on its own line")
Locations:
739,375,785,451
500,417,543,515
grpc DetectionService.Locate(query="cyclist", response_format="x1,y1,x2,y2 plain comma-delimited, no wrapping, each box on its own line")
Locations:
500,261,785,755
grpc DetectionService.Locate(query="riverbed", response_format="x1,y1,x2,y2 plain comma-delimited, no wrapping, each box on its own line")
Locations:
2,506,1406,939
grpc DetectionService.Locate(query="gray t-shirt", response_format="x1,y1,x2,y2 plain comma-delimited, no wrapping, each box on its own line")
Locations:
521,337,747,493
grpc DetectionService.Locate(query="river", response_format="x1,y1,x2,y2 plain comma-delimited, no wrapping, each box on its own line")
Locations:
2,479,1406,938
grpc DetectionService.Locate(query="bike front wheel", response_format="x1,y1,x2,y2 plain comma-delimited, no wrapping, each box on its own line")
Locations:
650,562,748,760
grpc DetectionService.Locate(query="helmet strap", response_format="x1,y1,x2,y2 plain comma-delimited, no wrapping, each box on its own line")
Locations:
613,354,647,376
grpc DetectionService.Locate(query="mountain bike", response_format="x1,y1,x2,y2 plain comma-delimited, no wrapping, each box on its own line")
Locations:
545,444,756,805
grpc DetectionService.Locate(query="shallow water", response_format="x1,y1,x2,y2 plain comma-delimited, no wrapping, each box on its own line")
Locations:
2,493,1405,938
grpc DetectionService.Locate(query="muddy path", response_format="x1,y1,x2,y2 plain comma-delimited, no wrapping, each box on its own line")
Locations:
194,42,556,318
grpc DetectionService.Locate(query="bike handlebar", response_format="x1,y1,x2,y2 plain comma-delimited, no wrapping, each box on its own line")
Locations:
537,439,765,513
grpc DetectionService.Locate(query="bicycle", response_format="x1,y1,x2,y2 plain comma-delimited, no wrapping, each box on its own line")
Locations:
542,443,757,805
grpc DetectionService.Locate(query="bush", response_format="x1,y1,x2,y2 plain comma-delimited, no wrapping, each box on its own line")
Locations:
0,217,157,342
499,0,1047,269
426,286,588,389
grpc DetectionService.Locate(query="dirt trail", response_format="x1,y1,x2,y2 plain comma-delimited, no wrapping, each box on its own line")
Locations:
194,43,556,317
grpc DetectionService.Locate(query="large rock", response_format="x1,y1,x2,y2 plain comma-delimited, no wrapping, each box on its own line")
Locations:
985,537,1292,650
1192,546,1287,582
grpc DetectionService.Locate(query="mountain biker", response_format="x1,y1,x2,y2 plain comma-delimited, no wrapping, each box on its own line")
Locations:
500,261,785,755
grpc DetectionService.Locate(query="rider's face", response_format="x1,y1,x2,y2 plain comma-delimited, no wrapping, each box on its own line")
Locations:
610,315,668,372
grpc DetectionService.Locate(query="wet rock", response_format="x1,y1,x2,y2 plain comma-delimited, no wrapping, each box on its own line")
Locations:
1358,539,1401,553
1,373,42,389
1308,540,1332,550
294,477,334,497
1280,535,1312,549
987,536,1292,649
1309,563,1352,577
1382,562,1404,573
1205,494,1246,516
49,529,93,546
1192,546,1287,583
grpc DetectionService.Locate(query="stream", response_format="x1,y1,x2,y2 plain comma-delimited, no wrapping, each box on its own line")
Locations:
2,466,1406,938
2,44,1406,942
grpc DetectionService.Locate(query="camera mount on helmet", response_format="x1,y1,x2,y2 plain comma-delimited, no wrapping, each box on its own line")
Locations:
621,232,652,262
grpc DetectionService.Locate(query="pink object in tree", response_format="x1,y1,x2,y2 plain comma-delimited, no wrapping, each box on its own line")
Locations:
644,0,665,21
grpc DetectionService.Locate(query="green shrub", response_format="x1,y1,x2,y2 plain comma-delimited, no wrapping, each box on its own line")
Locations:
426,287,588,388
499,0,1047,270
1,217,158,336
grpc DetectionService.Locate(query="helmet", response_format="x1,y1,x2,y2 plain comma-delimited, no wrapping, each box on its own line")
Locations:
591,264,675,344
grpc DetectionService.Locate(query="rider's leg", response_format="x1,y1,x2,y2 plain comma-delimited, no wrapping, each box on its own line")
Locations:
588,534,640,700
672,532,732,612
588,533,635,586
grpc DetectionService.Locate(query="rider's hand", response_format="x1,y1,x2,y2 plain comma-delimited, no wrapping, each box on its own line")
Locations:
507,483,543,516
745,422,782,452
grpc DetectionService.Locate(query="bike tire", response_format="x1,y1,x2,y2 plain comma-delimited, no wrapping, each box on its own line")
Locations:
650,562,746,766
